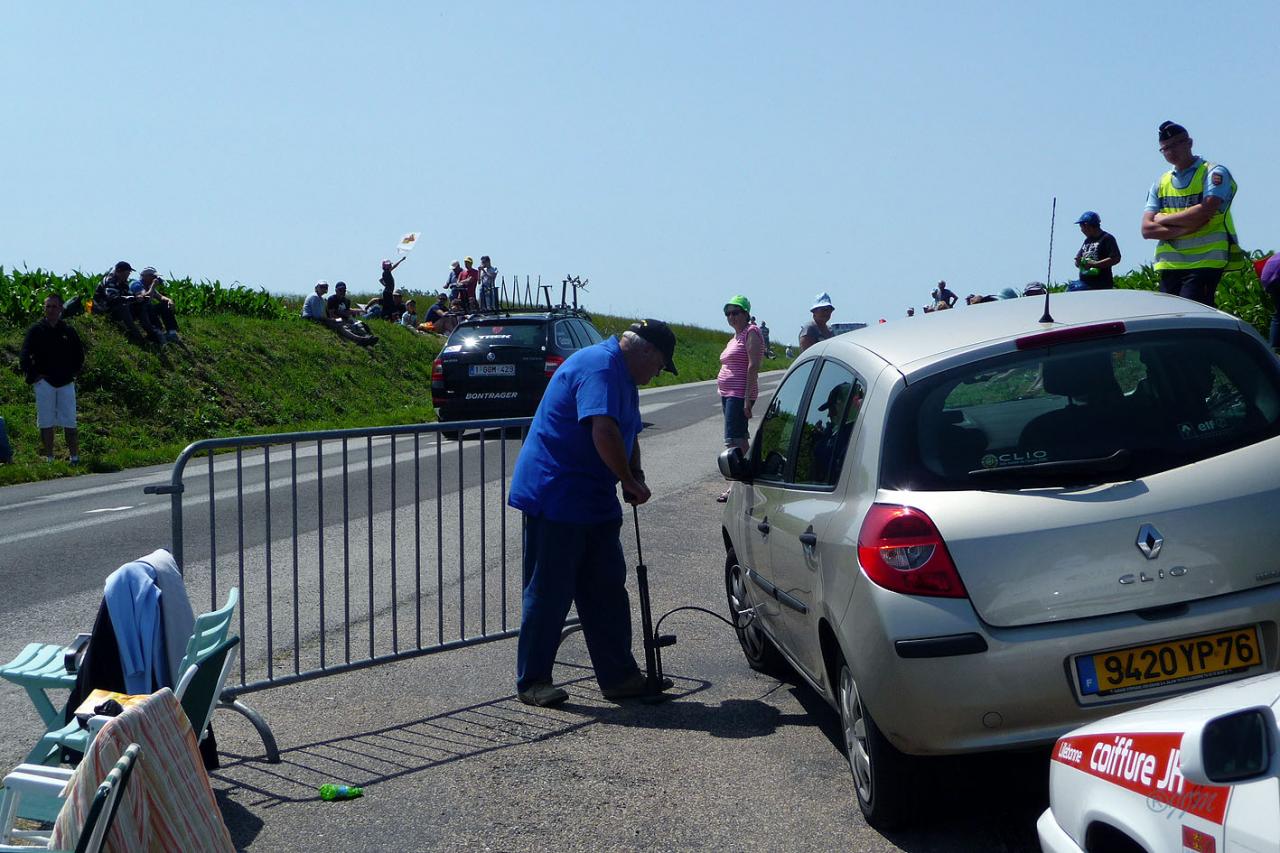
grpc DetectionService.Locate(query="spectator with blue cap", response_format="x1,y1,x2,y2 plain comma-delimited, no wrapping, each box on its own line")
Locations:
1073,211,1121,290
799,292,837,352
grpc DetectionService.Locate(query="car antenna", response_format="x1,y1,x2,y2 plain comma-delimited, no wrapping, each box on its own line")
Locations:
1040,196,1056,324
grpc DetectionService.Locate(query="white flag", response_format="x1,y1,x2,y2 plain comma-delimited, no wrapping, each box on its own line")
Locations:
396,232,422,255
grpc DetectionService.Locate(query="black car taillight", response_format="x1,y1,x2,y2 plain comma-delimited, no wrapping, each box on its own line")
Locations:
544,354,565,377
856,504,967,598
432,358,444,382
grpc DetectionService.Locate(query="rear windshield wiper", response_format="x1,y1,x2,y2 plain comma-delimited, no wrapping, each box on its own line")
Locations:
967,449,1132,478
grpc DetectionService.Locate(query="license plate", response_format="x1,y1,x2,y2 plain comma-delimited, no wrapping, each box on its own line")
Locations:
1075,626,1262,697
468,364,515,377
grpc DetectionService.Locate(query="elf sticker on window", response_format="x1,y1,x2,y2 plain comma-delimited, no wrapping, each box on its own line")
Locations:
1178,420,1224,439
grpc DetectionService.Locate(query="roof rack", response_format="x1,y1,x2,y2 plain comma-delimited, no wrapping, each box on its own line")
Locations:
475,274,592,319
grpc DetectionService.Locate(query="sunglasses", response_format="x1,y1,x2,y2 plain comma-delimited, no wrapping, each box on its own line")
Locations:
725,309,745,317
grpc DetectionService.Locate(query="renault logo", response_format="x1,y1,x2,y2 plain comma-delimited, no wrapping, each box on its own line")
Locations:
1136,524,1163,560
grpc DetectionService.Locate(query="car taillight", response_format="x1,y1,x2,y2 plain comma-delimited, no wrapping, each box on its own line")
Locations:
432,358,444,382
856,504,967,598
545,354,565,377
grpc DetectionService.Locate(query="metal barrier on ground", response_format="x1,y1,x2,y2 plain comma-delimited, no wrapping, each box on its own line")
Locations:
144,416,546,762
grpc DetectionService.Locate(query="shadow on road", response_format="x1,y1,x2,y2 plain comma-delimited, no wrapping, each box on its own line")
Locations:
212,665,733,809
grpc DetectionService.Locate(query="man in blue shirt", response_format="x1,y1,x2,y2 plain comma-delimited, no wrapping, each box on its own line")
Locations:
509,319,679,706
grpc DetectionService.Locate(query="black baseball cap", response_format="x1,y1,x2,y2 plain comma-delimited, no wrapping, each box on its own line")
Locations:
1158,120,1188,142
114,260,134,272
628,319,678,375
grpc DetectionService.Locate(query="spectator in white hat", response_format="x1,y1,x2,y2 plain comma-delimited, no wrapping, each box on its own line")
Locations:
799,292,836,352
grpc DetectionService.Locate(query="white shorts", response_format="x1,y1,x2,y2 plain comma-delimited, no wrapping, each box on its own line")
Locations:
34,380,77,429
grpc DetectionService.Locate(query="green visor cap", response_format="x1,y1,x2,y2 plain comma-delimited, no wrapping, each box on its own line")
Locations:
724,295,751,314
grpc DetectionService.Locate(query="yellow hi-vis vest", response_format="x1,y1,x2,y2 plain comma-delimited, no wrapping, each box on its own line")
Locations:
1154,160,1242,271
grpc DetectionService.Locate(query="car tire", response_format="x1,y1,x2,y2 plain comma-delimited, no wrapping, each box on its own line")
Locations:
724,549,787,675
435,412,462,441
837,659,913,830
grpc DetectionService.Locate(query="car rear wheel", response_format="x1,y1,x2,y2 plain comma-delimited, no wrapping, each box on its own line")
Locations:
724,549,786,675
837,660,912,829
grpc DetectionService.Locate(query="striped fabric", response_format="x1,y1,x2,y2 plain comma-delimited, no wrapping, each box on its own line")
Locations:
717,324,762,400
51,688,234,852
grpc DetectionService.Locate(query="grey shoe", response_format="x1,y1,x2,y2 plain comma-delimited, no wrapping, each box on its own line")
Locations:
518,683,569,707
601,671,672,701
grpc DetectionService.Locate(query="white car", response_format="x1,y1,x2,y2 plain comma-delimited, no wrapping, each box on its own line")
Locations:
1038,671,1280,852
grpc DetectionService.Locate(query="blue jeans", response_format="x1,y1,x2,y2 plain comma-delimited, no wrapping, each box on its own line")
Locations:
721,395,748,446
516,515,639,693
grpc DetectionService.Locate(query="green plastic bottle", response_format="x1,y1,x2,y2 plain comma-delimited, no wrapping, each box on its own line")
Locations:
319,783,364,801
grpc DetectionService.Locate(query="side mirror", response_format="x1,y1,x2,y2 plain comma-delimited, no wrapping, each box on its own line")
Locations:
717,446,751,482
1181,706,1278,786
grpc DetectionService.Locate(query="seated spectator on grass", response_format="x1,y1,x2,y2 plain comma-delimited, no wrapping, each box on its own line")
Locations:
424,293,449,324
323,281,378,346
138,267,181,342
400,298,420,331
388,290,407,323
94,260,163,345
302,280,330,319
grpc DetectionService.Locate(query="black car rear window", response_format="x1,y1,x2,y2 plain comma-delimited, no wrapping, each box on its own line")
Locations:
881,329,1280,490
448,322,545,349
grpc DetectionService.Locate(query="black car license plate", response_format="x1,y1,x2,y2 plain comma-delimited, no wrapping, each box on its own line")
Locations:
468,364,515,377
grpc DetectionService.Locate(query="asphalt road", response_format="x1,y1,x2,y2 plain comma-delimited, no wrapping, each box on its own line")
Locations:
0,372,1051,851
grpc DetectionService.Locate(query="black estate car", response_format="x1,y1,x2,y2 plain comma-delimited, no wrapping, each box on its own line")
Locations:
431,309,605,425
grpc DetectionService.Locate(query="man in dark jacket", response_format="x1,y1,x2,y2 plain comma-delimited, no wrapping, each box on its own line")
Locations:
19,293,85,463
94,260,162,344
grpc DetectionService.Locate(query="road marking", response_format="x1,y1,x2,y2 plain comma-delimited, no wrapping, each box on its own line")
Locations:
85,506,134,514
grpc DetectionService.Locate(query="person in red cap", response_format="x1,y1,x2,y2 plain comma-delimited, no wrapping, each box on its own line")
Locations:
508,319,678,707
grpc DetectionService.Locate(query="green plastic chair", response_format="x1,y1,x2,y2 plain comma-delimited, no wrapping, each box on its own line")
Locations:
0,743,142,853
8,636,239,829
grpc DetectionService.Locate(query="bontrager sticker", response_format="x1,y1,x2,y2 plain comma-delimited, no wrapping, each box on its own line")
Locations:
980,450,1048,468
465,392,518,400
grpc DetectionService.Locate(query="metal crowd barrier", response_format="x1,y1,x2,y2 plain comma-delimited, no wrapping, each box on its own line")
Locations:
144,416,544,762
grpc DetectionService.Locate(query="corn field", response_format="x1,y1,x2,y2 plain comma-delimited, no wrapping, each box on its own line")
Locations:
0,266,290,326
1111,248,1275,337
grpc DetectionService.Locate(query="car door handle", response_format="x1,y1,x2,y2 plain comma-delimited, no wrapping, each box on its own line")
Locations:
757,519,770,535
798,532,817,547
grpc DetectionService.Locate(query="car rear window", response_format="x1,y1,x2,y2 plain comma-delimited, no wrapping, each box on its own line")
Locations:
448,322,545,349
880,329,1280,490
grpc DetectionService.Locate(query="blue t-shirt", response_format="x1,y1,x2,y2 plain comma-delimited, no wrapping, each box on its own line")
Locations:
508,337,642,523
1145,157,1235,212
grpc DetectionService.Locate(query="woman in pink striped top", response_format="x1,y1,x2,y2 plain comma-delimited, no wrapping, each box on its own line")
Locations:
716,295,763,501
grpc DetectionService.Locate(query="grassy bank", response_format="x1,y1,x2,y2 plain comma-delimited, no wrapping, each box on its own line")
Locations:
0,309,786,486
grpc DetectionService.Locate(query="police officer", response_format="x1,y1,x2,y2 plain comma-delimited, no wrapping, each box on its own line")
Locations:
1141,121,1241,307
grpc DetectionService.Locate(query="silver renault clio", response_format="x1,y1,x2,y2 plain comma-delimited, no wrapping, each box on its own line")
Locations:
717,289,1280,828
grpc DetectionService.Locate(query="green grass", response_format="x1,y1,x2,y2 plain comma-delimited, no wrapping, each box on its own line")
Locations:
0,308,789,485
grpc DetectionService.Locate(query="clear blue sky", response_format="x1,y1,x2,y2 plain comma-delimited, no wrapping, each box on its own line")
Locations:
4,2,1277,337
